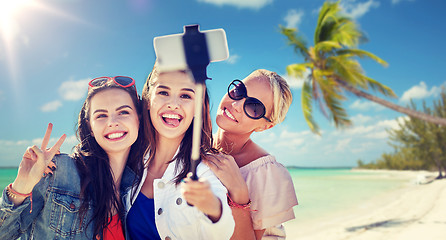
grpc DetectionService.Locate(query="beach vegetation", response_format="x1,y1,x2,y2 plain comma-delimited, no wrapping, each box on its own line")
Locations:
279,0,446,134
359,90,446,178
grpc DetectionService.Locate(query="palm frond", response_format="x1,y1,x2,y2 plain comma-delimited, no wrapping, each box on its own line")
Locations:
315,41,342,54
327,56,367,89
315,1,363,48
364,76,397,98
286,63,312,79
336,49,388,67
315,1,340,43
320,86,351,128
302,80,320,134
313,69,345,101
328,55,395,97
279,25,309,60
332,18,362,47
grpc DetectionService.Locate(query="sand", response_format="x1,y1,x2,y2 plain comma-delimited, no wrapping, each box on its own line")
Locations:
284,170,446,240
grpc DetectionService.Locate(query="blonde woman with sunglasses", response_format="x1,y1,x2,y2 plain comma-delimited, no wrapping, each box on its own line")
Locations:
0,76,147,240
204,69,298,240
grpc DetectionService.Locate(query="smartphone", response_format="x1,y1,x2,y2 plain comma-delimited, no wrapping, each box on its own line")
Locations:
153,27,229,72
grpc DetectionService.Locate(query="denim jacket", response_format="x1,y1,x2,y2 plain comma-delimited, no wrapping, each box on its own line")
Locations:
0,154,138,240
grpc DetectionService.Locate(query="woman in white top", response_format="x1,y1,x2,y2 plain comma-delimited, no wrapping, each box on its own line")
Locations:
125,65,235,240
204,69,298,239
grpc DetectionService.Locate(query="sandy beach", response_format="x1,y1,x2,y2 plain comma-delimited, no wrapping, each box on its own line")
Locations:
284,170,446,240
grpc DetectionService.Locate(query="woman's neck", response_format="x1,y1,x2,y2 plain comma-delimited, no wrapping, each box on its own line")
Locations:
215,128,252,162
107,150,130,191
150,134,183,176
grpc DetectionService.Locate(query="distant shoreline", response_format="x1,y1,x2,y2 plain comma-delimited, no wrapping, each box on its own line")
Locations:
287,166,353,169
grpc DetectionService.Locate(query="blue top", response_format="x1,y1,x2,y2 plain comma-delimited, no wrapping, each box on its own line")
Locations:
127,192,161,240
0,154,138,240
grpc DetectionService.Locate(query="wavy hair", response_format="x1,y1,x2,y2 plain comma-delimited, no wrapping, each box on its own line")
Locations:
72,79,146,238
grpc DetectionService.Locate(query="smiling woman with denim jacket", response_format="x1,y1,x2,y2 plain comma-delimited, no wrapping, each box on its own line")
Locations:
0,76,146,239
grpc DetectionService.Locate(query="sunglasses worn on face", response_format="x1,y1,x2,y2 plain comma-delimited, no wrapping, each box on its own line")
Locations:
227,79,271,122
89,76,138,97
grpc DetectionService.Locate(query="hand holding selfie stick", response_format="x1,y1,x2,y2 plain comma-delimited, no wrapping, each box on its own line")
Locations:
154,25,229,181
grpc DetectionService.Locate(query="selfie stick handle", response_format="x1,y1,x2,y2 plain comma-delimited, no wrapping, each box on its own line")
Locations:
183,25,210,181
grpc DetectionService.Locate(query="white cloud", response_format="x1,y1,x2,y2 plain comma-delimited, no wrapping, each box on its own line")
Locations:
283,67,310,90
283,75,304,89
335,138,352,151
226,54,240,64
32,134,78,148
349,99,385,111
0,134,77,166
41,100,63,112
262,116,404,165
400,81,441,103
284,9,304,29
350,114,372,125
340,0,380,19
58,78,90,101
197,0,273,10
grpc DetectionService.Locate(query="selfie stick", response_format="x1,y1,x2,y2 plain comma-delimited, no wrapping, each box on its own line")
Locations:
183,25,210,181
153,25,228,181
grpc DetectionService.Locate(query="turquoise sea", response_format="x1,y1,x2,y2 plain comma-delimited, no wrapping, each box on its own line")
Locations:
0,167,409,223
0,168,17,191
287,168,410,223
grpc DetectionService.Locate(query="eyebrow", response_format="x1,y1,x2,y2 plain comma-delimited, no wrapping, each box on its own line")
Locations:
158,85,195,94
92,105,133,115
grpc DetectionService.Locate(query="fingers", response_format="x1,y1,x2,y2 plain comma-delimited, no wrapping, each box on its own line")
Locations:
49,134,66,156
30,145,43,160
24,146,38,161
182,177,212,201
41,123,53,150
203,154,223,171
44,167,53,176
204,153,237,172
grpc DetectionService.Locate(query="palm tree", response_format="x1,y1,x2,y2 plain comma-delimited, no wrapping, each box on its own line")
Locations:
280,1,446,134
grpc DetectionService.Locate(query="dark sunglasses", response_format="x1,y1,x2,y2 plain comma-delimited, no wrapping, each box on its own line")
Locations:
89,76,138,97
227,80,271,122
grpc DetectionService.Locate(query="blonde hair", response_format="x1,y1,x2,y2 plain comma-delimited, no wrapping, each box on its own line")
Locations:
249,69,292,124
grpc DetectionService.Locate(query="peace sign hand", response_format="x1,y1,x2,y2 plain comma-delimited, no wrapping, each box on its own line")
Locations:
12,123,66,195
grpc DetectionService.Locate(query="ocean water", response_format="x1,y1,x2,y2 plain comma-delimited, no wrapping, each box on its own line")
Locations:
0,168,17,191
288,168,410,223
1,167,409,224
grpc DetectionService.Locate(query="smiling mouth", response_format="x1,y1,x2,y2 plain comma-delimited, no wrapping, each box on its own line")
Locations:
162,113,183,127
105,132,127,140
224,108,238,122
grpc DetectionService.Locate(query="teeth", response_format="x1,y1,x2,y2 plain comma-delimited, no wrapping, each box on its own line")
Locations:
224,109,236,121
107,132,124,139
162,114,181,119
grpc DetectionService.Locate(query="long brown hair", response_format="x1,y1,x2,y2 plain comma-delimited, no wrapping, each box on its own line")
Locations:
142,65,216,184
72,79,146,237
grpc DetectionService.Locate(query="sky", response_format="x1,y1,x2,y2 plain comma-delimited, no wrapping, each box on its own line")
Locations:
1,0,445,167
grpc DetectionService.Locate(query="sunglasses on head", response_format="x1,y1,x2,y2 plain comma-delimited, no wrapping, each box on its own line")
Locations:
89,76,138,97
227,80,271,122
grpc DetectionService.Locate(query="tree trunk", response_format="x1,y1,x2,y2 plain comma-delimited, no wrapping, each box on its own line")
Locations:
336,80,446,126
